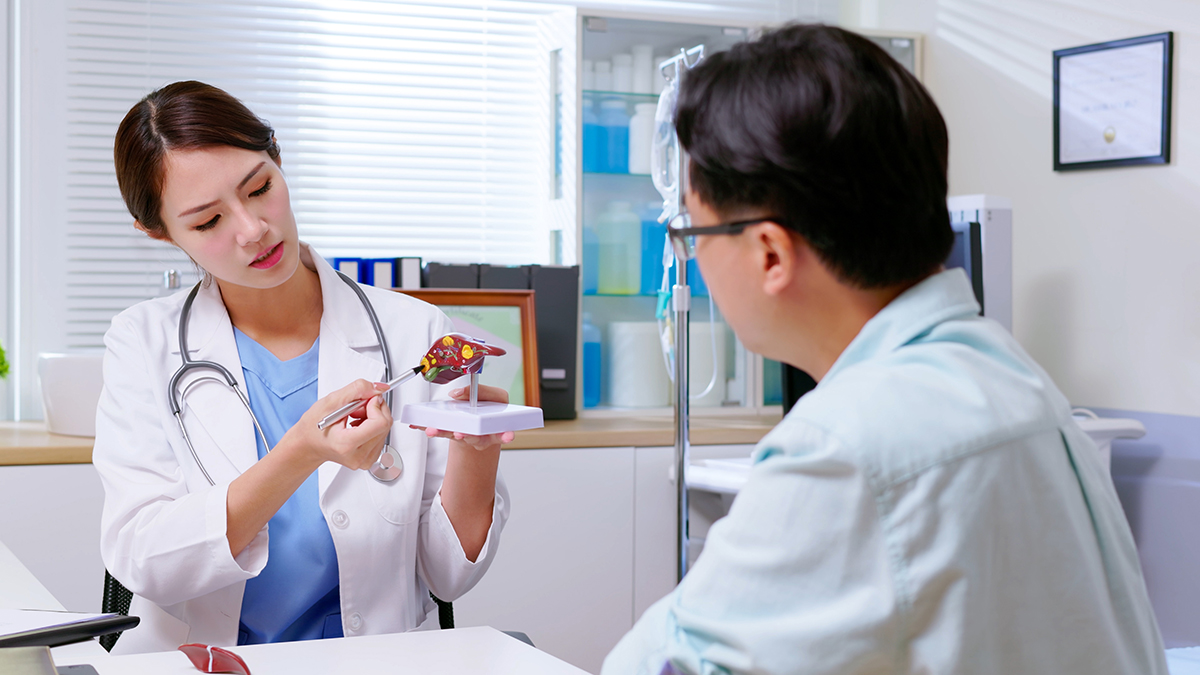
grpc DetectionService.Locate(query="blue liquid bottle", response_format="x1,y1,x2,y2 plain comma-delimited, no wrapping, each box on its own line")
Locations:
599,98,629,174
582,313,602,408
582,95,605,173
639,202,668,296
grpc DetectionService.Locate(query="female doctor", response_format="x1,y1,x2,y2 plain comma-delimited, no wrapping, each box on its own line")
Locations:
93,80,510,654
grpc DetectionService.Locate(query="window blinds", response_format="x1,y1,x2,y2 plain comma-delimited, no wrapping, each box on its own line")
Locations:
63,0,554,349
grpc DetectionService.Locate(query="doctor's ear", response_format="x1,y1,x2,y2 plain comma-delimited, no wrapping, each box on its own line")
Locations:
134,219,173,243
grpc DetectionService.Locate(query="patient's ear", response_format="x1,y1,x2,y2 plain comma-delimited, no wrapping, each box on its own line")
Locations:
759,222,802,296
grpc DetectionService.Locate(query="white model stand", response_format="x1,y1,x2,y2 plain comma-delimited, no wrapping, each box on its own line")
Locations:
400,374,544,435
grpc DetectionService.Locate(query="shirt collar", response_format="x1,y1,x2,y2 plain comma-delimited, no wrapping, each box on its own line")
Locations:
822,268,982,382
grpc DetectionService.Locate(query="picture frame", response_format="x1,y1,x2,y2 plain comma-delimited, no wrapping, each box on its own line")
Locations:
1053,32,1173,171
395,288,540,408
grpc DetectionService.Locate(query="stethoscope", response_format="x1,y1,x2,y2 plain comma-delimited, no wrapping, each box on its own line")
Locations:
168,271,404,486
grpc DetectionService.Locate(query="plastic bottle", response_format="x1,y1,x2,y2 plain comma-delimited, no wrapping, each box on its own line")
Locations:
582,222,599,294
582,313,602,408
612,53,633,93
628,102,656,175
582,94,604,173
639,202,668,296
594,60,613,92
653,55,669,94
581,59,595,90
596,201,642,295
599,98,629,174
631,45,654,94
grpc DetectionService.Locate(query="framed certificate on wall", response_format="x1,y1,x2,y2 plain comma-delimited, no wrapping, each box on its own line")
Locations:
1053,32,1173,171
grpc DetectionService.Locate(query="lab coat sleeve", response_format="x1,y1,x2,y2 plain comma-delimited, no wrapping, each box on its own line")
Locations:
602,424,898,675
94,311,267,607
412,310,510,601
417,451,510,601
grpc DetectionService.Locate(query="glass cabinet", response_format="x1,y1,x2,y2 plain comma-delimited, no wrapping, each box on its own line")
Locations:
573,15,781,414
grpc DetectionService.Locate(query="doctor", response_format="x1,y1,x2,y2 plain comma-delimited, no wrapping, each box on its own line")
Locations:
94,80,510,654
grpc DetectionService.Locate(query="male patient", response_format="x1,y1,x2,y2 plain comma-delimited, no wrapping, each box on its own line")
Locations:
602,24,1166,675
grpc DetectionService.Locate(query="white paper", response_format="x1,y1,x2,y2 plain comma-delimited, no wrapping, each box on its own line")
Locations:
0,609,111,637
1059,41,1165,164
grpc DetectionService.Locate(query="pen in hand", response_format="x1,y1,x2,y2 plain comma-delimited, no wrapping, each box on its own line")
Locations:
316,366,422,431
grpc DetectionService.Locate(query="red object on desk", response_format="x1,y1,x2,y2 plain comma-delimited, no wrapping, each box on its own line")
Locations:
178,644,252,675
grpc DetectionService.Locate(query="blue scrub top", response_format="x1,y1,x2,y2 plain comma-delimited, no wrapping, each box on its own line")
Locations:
233,328,343,645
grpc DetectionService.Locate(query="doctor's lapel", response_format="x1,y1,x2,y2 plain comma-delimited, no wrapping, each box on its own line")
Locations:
171,283,259,478
315,268,388,495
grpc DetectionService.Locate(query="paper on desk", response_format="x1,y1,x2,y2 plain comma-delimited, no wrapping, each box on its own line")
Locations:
0,609,111,637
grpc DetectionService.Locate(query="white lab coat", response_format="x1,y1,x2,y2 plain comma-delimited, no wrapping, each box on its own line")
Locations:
93,243,509,654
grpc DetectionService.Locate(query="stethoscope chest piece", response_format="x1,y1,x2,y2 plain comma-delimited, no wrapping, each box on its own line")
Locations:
370,444,403,482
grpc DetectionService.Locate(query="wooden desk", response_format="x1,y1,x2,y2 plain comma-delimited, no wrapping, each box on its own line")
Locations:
0,413,781,465
54,626,588,675
0,423,92,465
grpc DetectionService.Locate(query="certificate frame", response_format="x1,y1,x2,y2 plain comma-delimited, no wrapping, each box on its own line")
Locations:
1053,32,1173,171
395,288,540,408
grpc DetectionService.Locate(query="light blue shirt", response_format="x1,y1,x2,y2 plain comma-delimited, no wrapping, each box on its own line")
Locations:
233,329,343,645
604,269,1167,675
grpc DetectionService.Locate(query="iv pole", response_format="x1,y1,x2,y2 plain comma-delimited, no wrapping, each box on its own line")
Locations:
660,45,704,583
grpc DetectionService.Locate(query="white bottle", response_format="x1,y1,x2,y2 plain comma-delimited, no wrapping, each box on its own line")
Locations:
581,59,595,90
653,55,669,94
594,60,613,92
612,53,633,93
596,201,642,295
628,102,656,175
631,45,654,94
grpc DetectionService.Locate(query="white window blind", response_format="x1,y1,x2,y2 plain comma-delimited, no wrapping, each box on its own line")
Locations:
63,0,556,349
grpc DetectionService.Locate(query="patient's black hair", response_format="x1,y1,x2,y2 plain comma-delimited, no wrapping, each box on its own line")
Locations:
675,23,953,289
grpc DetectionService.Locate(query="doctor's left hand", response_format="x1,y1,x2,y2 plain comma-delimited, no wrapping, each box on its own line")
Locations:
288,379,393,471
411,384,516,451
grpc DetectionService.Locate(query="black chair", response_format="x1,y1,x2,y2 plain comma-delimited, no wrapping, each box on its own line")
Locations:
100,570,134,652
102,570,459,651
782,363,817,413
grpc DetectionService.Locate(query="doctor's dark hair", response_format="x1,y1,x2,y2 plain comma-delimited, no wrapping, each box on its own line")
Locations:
113,80,280,238
675,24,953,289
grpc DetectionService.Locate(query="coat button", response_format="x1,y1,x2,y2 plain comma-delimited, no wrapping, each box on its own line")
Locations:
331,510,350,529
348,612,363,631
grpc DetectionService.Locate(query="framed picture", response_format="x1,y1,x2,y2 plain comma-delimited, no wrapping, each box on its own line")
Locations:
396,288,540,407
1053,32,1173,171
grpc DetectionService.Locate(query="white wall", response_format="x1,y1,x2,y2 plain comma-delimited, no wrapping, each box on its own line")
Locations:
844,0,1200,418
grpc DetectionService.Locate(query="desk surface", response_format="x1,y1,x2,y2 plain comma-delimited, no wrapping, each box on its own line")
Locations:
54,626,589,675
0,412,781,465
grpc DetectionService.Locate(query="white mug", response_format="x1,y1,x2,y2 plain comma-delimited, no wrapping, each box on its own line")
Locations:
38,353,104,437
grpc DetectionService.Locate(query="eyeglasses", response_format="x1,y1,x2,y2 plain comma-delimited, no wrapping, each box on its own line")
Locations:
666,213,781,261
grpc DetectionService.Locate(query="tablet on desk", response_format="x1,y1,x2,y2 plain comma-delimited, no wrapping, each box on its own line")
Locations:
0,610,139,649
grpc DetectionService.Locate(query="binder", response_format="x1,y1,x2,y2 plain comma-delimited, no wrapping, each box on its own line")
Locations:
366,259,396,288
332,257,362,283
0,610,140,649
527,265,580,420
423,263,480,289
479,264,530,290
396,257,423,290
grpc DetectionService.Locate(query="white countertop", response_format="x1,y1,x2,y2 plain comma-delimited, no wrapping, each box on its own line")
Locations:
2,538,584,674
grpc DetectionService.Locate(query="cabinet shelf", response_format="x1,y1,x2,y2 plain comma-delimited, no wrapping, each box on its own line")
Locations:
582,89,661,100
583,171,651,177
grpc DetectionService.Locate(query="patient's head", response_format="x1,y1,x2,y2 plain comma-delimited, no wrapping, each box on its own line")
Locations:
676,23,953,289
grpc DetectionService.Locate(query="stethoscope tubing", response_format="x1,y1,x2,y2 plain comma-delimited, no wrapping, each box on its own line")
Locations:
169,272,398,486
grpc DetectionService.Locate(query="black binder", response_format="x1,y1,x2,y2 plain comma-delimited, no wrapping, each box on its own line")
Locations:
528,265,579,420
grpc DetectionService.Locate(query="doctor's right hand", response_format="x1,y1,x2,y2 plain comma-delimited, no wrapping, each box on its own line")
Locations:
285,379,393,472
